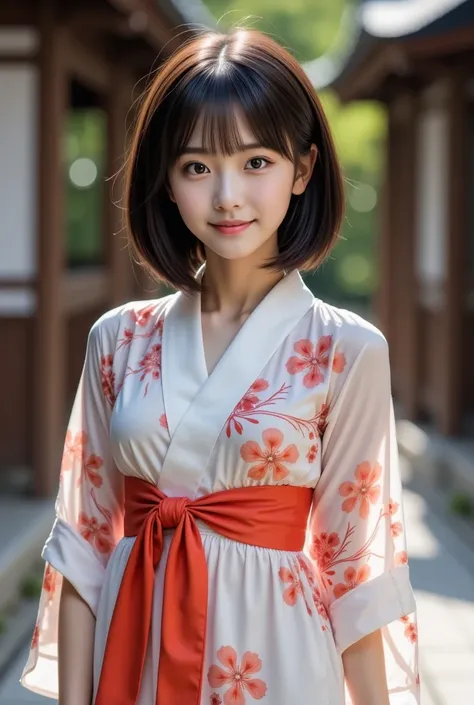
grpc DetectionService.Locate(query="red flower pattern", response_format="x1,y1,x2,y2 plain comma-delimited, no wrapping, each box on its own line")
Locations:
279,564,313,615
395,551,408,566
309,509,386,590
122,343,162,396
286,336,346,388
316,403,330,436
100,354,116,406
78,488,115,555
208,646,267,703
339,461,382,520
388,498,399,516
43,564,56,595
226,380,330,441
61,430,87,473
78,513,114,554
117,308,164,351
306,444,318,463
210,695,223,705
131,304,159,328
309,531,340,584
312,585,330,627
159,413,168,430
391,521,403,538
238,379,270,412
138,344,162,383
240,428,298,481
293,556,330,627
61,428,104,489
403,621,418,643
77,453,104,488
333,564,371,599
31,624,39,650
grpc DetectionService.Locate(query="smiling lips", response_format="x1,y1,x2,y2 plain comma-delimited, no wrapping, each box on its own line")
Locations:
211,220,255,235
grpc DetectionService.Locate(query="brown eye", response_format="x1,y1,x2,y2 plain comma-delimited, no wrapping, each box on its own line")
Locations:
185,162,209,175
246,157,270,170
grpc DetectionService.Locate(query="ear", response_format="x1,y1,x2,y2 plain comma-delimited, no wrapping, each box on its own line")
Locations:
292,143,318,196
165,177,176,203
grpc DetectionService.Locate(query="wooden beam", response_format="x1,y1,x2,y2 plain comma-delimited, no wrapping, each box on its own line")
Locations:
407,25,474,61
0,278,35,290
337,43,410,102
337,26,474,103
34,0,68,497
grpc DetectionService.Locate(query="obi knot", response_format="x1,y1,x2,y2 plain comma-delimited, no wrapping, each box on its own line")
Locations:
158,496,190,529
98,476,313,705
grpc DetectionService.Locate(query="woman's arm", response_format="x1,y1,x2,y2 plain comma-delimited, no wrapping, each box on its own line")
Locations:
342,629,390,705
307,334,419,702
58,578,95,705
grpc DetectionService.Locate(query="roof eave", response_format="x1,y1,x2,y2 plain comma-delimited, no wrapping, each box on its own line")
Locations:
306,0,472,99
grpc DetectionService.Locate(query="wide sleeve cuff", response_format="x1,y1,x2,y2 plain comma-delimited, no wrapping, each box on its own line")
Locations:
42,516,105,616
329,565,416,654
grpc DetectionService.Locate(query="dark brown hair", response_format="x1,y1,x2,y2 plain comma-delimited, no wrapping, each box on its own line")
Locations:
124,28,345,293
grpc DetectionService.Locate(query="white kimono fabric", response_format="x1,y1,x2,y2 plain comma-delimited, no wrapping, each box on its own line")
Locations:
21,270,419,704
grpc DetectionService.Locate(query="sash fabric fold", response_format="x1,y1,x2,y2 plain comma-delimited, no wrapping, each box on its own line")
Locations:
94,476,313,705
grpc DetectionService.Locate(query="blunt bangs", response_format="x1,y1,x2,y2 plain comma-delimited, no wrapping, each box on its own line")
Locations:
166,67,296,164
124,29,345,293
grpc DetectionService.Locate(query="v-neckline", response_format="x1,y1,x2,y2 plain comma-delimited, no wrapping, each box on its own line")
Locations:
159,269,316,496
160,271,315,496
197,275,287,379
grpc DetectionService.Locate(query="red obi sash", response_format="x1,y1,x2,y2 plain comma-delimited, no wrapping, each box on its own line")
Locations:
94,476,313,705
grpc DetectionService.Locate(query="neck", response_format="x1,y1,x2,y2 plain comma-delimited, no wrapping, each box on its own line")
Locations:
200,237,284,318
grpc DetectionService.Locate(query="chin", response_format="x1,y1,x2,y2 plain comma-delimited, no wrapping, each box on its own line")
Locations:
201,230,276,262
206,241,266,261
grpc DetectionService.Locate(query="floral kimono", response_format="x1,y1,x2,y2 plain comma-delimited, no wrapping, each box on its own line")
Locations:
21,270,419,704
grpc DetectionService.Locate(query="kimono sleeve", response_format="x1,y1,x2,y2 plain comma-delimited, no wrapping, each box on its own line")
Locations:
20,318,124,699
307,334,420,702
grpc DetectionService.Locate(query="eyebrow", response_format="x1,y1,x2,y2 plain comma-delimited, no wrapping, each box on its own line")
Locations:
178,142,265,156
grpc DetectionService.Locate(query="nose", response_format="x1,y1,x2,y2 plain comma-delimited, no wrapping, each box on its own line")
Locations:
213,171,243,212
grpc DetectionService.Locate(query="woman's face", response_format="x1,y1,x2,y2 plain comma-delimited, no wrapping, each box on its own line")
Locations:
167,109,317,262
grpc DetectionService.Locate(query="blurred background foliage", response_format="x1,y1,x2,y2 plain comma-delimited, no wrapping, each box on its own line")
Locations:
65,108,107,268
66,0,386,308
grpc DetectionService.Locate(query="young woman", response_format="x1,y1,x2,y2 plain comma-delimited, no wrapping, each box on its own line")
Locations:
21,28,419,705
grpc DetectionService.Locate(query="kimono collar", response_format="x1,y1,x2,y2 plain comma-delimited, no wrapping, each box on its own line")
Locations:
160,268,315,497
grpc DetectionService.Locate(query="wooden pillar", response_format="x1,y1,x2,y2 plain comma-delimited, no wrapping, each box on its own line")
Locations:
395,93,420,419
439,71,467,435
377,107,396,346
106,65,134,306
34,1,67,496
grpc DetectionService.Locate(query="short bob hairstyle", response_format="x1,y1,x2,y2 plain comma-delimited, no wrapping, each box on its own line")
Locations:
124,28,345,293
